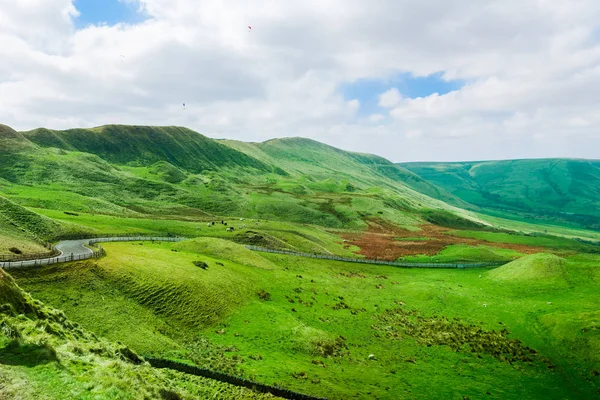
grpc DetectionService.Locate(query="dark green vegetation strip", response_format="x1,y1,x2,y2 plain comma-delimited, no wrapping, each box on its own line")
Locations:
145,357,328,400
246,245,506,268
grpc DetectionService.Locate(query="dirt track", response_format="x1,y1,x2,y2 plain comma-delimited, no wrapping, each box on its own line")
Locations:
340,220,546,261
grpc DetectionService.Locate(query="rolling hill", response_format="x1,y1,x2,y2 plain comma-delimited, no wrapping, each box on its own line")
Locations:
399,159,600,229
0,124,482,231
21,125,271,173
221,137,470,208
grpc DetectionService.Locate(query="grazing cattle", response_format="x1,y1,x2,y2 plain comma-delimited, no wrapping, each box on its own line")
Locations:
207,223,211,227
226,227,234,232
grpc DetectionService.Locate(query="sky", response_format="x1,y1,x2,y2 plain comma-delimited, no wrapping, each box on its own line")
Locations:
1,1,599,162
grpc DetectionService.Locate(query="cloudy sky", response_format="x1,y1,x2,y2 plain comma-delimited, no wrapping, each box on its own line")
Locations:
1,0,599,162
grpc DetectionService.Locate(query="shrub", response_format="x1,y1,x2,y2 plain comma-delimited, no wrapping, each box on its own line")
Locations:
257,289,271,301
193,261,209,269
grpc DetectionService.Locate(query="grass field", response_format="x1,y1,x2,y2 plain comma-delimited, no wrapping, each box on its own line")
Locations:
10,240,600,399
0,268,278,399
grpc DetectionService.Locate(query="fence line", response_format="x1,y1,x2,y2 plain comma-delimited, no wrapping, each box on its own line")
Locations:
1,246,105,269
51,232,181,241
88,237,186,245
0,245,60,262
1,236,185,269
2,235,505,270
245,245,506,269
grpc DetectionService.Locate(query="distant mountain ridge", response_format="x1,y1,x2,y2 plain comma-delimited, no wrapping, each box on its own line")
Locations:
399,159,600,229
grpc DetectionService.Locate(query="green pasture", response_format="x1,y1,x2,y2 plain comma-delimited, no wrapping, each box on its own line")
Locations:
11,240,600,399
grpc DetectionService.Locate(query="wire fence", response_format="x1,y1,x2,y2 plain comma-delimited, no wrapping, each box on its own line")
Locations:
245,245,507,269
1,246,105,270
0,244,59,262
51,232,182,241
88,236,187,245
1,235,506,270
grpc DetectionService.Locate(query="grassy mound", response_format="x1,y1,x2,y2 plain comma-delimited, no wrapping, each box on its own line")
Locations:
173,237,278,270
488,253,567,282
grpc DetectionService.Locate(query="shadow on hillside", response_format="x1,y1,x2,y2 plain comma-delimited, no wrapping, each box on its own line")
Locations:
0,340,58,367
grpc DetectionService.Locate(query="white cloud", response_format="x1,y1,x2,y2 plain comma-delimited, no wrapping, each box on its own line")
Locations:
378,88,402,108
367,113,385,123
0,0,600,161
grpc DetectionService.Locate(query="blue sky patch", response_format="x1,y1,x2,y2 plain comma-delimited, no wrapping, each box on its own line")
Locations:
340,72,465,117
73,0,147,29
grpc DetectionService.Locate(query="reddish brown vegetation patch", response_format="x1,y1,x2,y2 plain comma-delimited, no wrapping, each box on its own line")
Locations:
340,220,545,261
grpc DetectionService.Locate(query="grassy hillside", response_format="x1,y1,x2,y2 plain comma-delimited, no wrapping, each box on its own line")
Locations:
0,124,489,232
399,159,600,229
11,240,600,399
0,195,82,255
0,268,277,399
222,137,468,207
22,125,271,173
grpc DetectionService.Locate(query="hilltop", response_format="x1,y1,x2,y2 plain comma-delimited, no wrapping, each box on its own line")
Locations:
21,125,271,173
400,159,600,229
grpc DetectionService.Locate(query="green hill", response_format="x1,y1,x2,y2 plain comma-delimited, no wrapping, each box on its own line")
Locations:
222,137,475,215
488,253,568,283
399,159,600,229
0,124,484,230
22,125,271,173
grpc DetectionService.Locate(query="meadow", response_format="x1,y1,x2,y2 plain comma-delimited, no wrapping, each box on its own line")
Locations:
10,237,600,399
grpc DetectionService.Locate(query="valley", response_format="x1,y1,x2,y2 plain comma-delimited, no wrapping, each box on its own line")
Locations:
0,124,599,399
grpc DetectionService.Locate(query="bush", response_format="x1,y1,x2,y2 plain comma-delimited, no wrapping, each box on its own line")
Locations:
257,289,271,301
193,261,209,269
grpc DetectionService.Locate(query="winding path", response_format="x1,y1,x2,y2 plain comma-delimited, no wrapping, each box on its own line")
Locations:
1,237,184,269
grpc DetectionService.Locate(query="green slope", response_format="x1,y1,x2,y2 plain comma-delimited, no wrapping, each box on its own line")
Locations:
399,159,600,229
223,137,474,211
0,123,485,230
0,268,277,400
22,125,271,173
